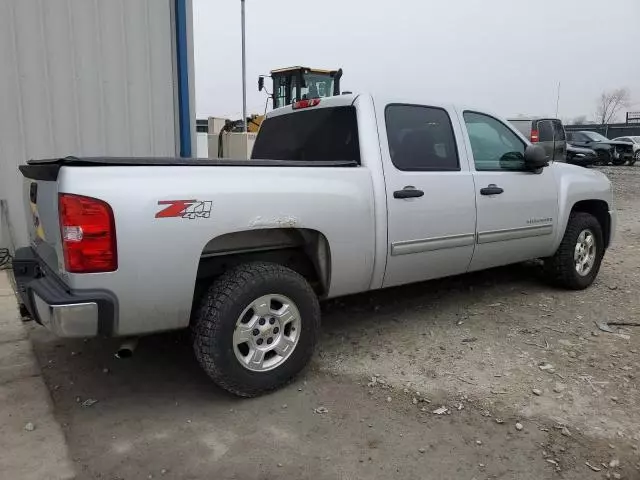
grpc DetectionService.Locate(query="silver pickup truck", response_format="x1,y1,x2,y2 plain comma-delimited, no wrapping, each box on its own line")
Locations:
13,93,615,396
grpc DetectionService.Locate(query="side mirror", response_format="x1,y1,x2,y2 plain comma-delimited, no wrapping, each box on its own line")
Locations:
524,144,548,169
258,76,264,92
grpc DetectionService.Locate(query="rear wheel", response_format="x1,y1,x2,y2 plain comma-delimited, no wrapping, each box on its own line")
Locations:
192,262,320,397
544,212,604,290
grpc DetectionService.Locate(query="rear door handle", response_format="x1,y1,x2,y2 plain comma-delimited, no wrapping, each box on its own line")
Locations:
393,187,424,199
480,184,504,196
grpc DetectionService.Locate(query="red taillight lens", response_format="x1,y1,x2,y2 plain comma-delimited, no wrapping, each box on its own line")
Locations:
292,98,321,110
59,193,117,273
530,130,540,143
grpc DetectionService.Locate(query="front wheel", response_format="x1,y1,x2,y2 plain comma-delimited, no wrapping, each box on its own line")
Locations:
543,212,604,290
192,262,320,397
630,150,640,166
612,154,626,166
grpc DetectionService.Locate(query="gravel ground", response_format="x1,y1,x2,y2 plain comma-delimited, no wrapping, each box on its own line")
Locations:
28,166,640,480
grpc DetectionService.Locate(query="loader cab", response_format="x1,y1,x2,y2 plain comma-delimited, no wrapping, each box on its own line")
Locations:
260,67,343,110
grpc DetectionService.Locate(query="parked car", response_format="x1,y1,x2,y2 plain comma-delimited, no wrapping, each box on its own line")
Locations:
508,118,566,161
611,136,640,165
566,143,598,167
567,131,634,166
14,94,616,397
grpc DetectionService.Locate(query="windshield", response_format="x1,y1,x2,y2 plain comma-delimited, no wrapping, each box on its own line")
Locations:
300,73,334,100
631,136,640,143
583,131,609,142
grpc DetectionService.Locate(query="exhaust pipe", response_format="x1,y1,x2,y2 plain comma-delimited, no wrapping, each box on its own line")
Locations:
115,338,138,359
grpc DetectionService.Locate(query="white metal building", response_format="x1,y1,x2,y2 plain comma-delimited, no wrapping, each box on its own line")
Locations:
0,0,195,249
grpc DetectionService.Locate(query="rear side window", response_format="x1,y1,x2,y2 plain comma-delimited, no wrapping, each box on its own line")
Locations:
536,120,554,142
385,104,459,171
251,106,360,162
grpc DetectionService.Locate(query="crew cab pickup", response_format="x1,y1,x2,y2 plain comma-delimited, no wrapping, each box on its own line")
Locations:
14,93,615,397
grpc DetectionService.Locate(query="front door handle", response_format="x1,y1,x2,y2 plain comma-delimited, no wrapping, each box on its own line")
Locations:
480,184,504,195
394,187,424,199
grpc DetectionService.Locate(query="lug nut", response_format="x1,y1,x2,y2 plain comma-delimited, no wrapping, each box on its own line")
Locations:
252,329,259,336
256,338,264,345
259,318,266,326
273,327,279,334
269,318,275,325
267,337,273,344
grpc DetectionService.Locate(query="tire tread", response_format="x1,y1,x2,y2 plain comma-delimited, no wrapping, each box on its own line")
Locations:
544,212,603,290
192,262,319,397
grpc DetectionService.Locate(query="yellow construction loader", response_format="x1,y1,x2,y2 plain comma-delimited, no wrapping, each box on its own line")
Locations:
259,66,343,111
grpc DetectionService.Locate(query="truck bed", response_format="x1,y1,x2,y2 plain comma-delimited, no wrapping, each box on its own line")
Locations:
21,156,358,180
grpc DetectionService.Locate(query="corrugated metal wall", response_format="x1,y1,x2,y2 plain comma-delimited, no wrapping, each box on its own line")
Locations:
0,0,183,248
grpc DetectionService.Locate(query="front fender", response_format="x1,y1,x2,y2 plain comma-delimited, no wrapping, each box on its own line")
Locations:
551,163,614,252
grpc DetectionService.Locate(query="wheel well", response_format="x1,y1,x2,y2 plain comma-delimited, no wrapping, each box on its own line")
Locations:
571,200,610,248
193,229,331,306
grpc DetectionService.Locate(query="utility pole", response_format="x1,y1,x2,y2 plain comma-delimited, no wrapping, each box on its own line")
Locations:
241,0,247,133
555,82,561,118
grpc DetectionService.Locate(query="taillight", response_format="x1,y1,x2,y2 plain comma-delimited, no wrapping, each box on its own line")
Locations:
58,193,117,273
530,130,540,143
292,98,321,110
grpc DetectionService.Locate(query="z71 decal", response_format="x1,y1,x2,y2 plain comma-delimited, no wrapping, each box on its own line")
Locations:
156,200,212,219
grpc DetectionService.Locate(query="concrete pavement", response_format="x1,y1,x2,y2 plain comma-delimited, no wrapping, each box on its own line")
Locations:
0,270,75,480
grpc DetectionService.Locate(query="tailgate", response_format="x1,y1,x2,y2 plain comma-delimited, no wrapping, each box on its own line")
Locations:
19,164,64,275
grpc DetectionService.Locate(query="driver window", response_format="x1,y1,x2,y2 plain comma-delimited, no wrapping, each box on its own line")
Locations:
463,111,526,171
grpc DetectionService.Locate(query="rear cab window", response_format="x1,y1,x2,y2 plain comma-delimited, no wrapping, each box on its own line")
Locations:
251,106,360,163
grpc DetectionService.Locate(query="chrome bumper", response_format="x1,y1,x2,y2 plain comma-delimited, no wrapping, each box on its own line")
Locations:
32,295,99,337
12,247,117,338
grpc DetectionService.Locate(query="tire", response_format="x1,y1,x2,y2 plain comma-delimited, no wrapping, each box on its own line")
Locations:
612,155,626,166
595,149,611,166
544,212,604,290
192,262,320,397
630,150,639,166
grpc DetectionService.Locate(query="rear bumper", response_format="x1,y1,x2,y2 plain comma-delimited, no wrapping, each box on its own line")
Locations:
12,247,116,338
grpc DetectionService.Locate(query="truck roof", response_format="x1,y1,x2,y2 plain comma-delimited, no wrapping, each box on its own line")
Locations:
265,92,506,123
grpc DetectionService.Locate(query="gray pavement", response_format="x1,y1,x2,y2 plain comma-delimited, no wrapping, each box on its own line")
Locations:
0,270,75,480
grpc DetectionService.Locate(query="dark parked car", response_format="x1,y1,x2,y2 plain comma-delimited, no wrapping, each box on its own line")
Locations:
566,131,635,166
508,118,566,161
566,143,597,167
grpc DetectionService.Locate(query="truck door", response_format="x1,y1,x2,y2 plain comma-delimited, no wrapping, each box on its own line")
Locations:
462,111,559,272
378,103,477,288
